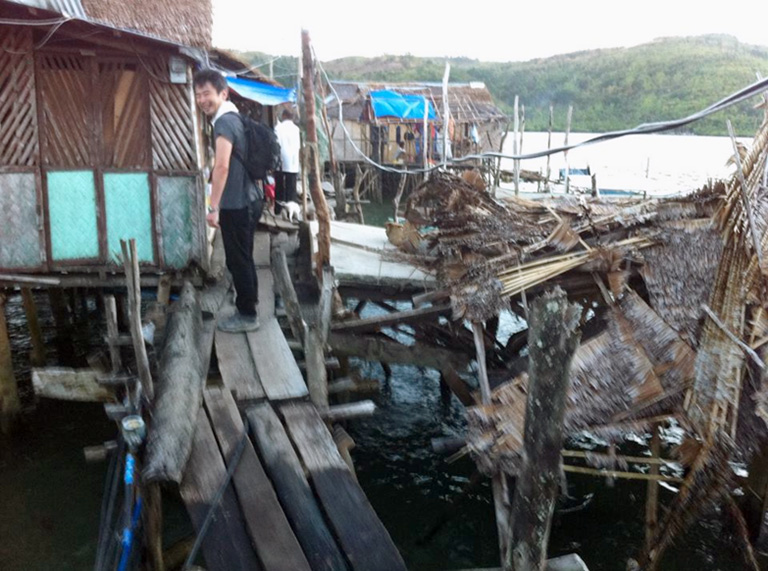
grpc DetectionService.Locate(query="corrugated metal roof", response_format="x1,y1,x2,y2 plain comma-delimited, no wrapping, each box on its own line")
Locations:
6,0,86,18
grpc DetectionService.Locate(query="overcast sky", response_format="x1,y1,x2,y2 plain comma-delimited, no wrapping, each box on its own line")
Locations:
211,0,767,63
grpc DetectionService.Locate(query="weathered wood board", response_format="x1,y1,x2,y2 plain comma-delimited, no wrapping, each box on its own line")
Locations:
31,368,113,402
247,319,307,401
247,403,349,571
179,408,262,571
281,402,406,571
214,295,265,401
204,388,310,571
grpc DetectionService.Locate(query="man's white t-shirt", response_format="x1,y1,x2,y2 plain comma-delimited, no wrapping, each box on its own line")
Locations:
274,119,301,174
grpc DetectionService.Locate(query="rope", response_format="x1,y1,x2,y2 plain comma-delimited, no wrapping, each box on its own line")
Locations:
182,417,252,570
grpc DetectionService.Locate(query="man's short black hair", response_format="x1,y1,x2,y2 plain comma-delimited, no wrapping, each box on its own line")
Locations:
281,108,293,120
193,68,228,92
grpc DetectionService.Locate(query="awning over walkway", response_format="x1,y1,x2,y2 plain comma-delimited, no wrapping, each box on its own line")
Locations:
226,76,296,106
370,90,436,120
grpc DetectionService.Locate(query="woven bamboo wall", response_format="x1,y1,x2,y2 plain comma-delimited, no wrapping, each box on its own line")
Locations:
37,52,94,167
147,58,197,172
0,27,39,167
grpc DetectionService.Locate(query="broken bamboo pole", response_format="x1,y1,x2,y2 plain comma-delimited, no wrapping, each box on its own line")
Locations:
0,291,20,432
305,266,334,409
508,288,581,571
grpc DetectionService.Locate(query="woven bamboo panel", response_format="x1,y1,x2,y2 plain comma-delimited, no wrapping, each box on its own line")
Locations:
47,170,99,260
98,61,150,168
38,53,93,167
104,172,154,263
0,27,39,166
157,176,200,268
147,58,197,171
0,173,42,268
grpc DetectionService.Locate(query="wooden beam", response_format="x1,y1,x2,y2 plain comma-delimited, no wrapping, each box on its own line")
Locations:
271,249,307,345
121,239,154,401
320,400,376,422
329,331,468,371
331,304,451,333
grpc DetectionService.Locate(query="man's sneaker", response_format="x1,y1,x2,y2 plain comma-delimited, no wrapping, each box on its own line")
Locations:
217,313,260,333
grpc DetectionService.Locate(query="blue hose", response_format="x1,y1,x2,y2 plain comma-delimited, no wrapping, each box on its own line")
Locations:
116,453,142,571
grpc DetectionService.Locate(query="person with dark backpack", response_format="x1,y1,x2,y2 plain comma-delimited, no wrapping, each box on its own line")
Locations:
194,68,262,333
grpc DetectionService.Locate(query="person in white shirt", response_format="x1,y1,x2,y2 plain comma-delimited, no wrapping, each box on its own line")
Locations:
273,108,301,215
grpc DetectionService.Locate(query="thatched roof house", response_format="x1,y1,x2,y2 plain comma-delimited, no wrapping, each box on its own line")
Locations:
325,80,506,165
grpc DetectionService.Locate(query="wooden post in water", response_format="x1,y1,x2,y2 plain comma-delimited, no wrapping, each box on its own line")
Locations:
564,105,573,194
508,288,581,571
21,288,46,367
545,104,553,192
513,95,520,195
644,423,660,553
305,266,334,409
392,173,407,223
353,165,365,224
0,291,20,432
301,29,332,276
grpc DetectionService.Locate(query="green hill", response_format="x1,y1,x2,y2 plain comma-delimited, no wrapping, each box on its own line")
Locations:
235,35,768,136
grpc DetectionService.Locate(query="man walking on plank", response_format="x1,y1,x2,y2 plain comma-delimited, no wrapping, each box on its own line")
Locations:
194,69,263,332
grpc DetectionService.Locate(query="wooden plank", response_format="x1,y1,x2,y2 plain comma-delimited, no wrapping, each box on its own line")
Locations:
253,231,271,267
214,296,265,401
257,269,275,320
247,319,307,400
31,367,113,402
204,388,311,571
281,402,406,571
179,408,263,571
246,403,348,571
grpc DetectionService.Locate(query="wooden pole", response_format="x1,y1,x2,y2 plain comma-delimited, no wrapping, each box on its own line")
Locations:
564,105,573,194
472,321,492,404
143,282,204,483
545,105,553,192
353,165,365,223
104,294,123,373
121,239,154,402
644,423,660,552
21,287,46,367
508,288,581,571
441,62,451,169
392,173,407,223
301,29,332,275
422,94,429,178
0,291,20,433
305,266,334,409
513,96,520,195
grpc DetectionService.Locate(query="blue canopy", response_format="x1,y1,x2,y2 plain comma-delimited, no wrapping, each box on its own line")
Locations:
226,76,296,106
370,90,435,120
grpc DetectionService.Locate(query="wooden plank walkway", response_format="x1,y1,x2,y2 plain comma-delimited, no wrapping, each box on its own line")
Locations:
180,229,406,571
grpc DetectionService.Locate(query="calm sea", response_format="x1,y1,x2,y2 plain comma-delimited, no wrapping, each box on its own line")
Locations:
500,131,752,195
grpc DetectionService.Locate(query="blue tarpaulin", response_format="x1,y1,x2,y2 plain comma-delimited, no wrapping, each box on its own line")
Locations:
226,76,296,106
370,90,436,120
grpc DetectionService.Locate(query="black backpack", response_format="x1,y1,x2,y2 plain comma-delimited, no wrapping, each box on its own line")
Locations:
233,114,281,182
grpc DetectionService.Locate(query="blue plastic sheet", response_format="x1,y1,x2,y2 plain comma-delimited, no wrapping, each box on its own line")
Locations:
370,90,436,120
226,76,296,106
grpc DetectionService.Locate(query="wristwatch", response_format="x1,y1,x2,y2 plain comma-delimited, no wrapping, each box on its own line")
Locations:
208,205,219,214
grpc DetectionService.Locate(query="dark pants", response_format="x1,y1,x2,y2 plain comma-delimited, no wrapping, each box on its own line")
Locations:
219,205,261,316
274,171,298,214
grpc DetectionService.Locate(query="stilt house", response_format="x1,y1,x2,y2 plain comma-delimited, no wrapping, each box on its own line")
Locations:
325,80,507,167
0,0,216,281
